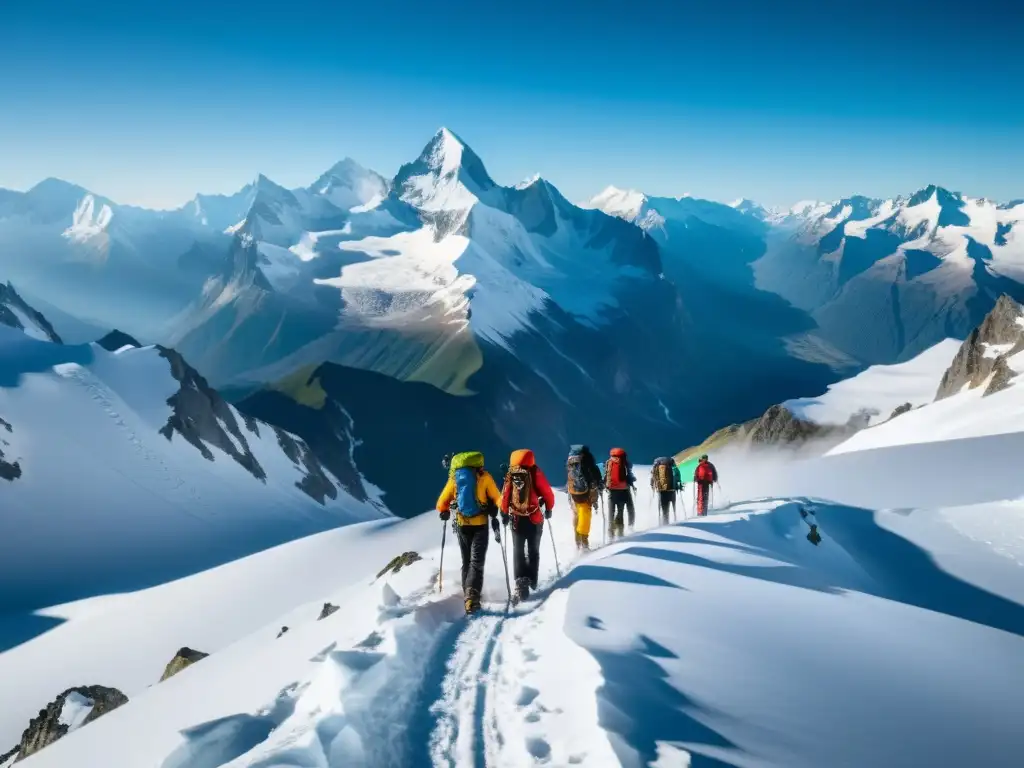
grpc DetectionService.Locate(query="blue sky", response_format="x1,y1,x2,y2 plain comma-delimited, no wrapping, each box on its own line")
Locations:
1,0,1021,209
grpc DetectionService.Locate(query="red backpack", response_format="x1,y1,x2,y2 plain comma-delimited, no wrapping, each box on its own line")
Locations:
606,448,629,490
695,462,714,484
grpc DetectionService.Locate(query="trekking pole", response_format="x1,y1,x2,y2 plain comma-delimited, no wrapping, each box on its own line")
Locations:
600,494,606,547
494,520,512,603
438,520,447,593
548,520,562,578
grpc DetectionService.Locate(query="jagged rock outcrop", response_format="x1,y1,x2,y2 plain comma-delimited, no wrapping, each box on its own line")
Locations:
936,294,1024,400
746,404,840,445
318,602,339,620
95,329,142,351
4,686,127,762
376,552,422,580
0,282,62,343
160,647,209,682
0,415,20,482
155,346,355,504
888,402,913,420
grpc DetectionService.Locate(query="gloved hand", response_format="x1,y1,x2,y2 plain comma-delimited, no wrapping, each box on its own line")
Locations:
544,507,552,520
487,502,499,519
439,510,451,522
491,516,500,534
501,512,510,527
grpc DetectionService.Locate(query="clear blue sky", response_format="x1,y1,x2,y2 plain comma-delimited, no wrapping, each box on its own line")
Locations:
1,0,1021,209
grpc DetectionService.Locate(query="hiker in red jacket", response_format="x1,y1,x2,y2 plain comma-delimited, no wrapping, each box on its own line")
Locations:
603,447,636,539
693,454,718,516
501,448,555,604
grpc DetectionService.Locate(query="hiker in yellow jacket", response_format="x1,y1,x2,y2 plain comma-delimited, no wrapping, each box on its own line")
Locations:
436,451,502,614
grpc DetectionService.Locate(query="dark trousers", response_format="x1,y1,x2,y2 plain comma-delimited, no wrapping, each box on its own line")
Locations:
512,517,543,587
658,490,675,524
457,523,489,595
608,489,635,538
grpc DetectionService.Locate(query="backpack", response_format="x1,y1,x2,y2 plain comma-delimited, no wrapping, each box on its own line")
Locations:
695,462,714,484
606,448,629,490
652,457,674,492
450,451,484,516
506,464,535,516
566,446,592,497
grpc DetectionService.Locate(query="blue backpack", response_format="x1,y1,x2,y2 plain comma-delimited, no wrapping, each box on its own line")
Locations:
566,445,592,498
454,467,481,516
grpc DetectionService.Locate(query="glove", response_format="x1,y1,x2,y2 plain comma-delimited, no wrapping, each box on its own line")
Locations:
501,512,510,527
491,516,500,535
486,502,499,519
544,507,552,520
439,510,451,522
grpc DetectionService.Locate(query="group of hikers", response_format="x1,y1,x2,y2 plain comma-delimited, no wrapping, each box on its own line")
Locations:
436,447,720,614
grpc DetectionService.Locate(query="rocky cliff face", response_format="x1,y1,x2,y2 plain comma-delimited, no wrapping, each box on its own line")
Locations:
935,294,1024,400
0,282,62,343
0,415,19,482
95,329,142,351
2,685,127,762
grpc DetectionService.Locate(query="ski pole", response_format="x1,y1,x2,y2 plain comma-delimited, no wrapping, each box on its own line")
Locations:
600,494,606,547
548,519,562,578
438,519,447,593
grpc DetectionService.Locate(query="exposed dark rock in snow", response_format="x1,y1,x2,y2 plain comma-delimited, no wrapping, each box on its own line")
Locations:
318,602,339,620
746,404,840,445
888,402,913,420
9,685,127,761
0,416,20,482
376,551,422,580
936,295,1024,400
95,329,142,351
160,647,209,682
277,626,289,639
157,345,268,482
0,282,62,343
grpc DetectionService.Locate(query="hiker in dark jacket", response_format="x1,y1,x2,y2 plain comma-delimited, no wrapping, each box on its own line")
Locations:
566,444,604,550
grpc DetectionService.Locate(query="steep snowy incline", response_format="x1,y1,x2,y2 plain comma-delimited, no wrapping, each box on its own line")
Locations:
0,325,387,622
785,338,962,427
13,456,1024,768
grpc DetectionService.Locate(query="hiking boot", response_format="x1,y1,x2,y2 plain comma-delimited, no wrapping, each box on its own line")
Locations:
464,588,481,614
579,534,590,551
513,578,530,604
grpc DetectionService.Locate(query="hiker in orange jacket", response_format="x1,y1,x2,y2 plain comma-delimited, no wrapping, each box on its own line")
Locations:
500,448,555,603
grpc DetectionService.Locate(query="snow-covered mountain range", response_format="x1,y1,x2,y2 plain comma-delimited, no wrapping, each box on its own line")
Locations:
3,128,1023,517
0,296,387,630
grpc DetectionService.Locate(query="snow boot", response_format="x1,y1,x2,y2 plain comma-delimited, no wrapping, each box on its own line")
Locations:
579,534,590,551
513,577,530,605
464,588,481,614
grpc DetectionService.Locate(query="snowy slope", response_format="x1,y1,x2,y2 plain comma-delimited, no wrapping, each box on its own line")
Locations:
0,324,388,625
785,338,962,427
10,462,1024,768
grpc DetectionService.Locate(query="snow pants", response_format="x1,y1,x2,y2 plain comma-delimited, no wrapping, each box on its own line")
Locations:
695,482,712,516
512,517,543,589
608,489,635,539
457,522,489,596
657,490,676,525
572,496,593,550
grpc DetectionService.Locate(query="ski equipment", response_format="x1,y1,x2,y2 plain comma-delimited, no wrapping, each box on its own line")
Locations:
548,521,562,577
606,447,629,490
438,520,447,593
652,457,675,492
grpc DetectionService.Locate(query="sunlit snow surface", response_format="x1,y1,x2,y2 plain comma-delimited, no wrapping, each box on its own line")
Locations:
8,452,1024,768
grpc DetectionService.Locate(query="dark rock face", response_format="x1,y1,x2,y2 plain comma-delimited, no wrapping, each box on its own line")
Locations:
155,346,353,504
95,329,142,351
888,402,913,420
376,552,422,580
318,602,339,620
0,415,21,482
276,626,289,639
160,647,209,682
8,685,128,761
936,294,1024,400
746,404,839,445
0,282,63,343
